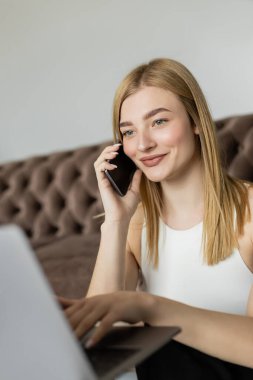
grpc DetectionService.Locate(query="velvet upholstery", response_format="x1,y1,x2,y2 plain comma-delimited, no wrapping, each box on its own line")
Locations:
216,114,253,181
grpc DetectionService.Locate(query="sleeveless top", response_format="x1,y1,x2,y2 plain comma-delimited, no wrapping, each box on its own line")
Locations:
141,220,253,315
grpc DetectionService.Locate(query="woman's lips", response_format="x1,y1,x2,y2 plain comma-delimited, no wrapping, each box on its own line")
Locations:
140,154,167,167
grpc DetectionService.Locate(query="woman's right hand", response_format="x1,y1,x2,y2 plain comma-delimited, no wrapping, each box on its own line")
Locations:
94,144,142,223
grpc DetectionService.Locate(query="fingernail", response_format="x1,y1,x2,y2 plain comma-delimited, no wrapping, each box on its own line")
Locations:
111,164,117,168
85,339,94,349
113,143,121,146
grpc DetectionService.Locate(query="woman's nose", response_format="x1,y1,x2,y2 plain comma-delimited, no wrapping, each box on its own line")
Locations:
137,132,156,151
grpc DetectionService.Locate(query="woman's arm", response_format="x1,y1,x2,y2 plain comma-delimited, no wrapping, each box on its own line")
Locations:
65,290,253,368
149,292,253,368
86,144,142,297
86,220,139,296
87,202,143,296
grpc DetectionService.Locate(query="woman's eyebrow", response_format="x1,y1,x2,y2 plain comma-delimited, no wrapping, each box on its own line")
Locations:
119,107,172,129
144,107,172,120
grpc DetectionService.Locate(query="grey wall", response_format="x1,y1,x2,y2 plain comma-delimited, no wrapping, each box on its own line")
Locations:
1,0,253,162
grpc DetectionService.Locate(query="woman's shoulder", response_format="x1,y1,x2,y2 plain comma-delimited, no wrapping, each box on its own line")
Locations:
246,183,253,225
242,181,253,217
129,203,145,230
238,182,253,271
247,182,253,204
240,186,253,312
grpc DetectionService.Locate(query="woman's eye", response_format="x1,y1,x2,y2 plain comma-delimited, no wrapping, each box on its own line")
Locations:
122,130,134,137
154,119,167,126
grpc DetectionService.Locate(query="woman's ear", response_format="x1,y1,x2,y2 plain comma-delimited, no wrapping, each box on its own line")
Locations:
189,116,199,135
193,124,199,135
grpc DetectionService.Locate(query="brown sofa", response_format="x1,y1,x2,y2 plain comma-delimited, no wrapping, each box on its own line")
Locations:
0,114,253,299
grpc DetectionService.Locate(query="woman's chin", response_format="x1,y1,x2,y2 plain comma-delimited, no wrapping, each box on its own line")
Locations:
144,172,170,183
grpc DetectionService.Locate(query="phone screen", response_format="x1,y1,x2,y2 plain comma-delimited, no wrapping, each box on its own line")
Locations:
105,145,136,196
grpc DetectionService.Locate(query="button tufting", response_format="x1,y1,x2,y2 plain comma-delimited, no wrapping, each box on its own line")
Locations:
34,201,42,211
58,196,66,209
25,228,33,238
74,222,83,234
47,172,54,183
0,179,9,192
48,225,58,235
21,177,29,188
12,204,20,215
74,168,82,178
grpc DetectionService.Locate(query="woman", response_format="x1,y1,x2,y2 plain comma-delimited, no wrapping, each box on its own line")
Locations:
61,58,253,378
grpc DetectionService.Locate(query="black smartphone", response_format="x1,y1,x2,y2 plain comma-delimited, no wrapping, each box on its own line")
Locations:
105,145,136,196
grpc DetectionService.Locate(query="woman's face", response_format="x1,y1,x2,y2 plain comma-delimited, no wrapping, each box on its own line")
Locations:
119,86,200,183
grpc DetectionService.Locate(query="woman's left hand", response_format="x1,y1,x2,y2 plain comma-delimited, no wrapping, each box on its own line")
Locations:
57,296,78,310
64,291,155,347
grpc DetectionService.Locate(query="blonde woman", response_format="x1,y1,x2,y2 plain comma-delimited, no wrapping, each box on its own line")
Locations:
62,59,253,378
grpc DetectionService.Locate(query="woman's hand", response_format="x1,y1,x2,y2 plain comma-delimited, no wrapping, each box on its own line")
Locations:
94,144,142,222
56,296,78,310
64,291,155,347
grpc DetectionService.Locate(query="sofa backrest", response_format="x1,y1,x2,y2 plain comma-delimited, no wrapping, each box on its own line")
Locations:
215,114,253,181
0,142,110,248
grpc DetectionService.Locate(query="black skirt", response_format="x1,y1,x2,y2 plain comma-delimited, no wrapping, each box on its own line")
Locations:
136,340,253,380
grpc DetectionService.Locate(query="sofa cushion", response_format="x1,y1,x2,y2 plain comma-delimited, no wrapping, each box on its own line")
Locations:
36,232,100,298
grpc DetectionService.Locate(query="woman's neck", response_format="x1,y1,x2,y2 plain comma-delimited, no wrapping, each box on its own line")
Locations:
161,158,204,230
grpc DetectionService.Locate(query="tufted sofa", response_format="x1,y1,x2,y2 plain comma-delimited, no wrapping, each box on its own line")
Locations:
0,141,109,298
0,114,253,299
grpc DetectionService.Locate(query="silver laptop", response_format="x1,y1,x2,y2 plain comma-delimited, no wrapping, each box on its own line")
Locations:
0,225,180,380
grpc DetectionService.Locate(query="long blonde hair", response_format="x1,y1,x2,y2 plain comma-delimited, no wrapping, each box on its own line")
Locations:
112,58,250,266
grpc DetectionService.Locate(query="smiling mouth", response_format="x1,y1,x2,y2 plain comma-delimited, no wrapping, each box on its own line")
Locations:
140,154,167,167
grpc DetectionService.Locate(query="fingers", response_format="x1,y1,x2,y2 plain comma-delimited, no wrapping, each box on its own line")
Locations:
65,298,85,322
64,295,117,346
56,296,78,309
64,298,107,338
85,315,116,348
100,160,117,173
75,310,106,339
94,144,121,175
62,293,146,349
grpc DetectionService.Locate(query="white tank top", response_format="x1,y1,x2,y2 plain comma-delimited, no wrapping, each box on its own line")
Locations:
141,220,253,315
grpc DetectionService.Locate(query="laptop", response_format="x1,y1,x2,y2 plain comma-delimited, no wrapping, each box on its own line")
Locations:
0,225,180,380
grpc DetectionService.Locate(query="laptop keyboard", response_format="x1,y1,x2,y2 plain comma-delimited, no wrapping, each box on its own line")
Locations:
83,347,139,377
